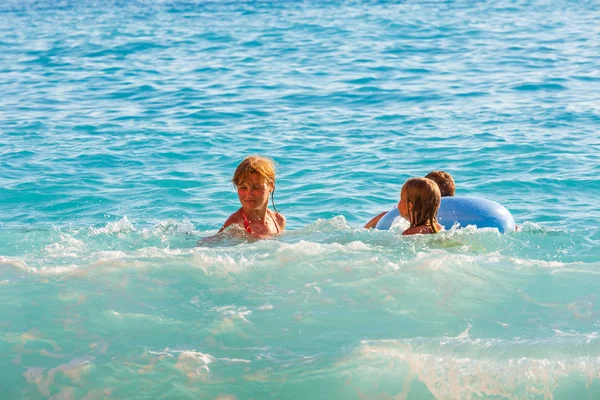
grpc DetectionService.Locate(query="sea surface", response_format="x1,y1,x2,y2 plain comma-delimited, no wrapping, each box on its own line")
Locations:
1,0,600,398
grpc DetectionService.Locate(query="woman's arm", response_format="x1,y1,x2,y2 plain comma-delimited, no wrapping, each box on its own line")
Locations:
275,212,286,231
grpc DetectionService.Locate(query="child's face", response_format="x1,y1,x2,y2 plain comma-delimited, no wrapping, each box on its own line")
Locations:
398,196,410,221
398,186,413,222
237,173,272,210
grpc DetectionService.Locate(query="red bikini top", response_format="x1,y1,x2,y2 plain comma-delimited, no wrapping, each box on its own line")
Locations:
241,210,280,234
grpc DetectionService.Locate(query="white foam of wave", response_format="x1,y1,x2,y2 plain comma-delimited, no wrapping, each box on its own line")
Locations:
80,255,149,275
357,339,600,399
509,258,599,273
4,248,187,278
518,221,565,234
0,256,31,272
175,351,215,381
192,251,255,275
384,219,504,235
89,216,135,236
145,348,251,381
389,216,410,231
212,305,252,317
133,247,187,258
91,251,129,261
219,357,252,364
105,310,185,326
411,249,478,271
455,225,502,234
34,265,80,276
142,218,199,239
176,351,216,366
276,240,372,257
412,250,587,273
298,216,353,233
192,296,272,313
79,247,189,264
147,348,251,365
553,329,598,342
1,256,81,276
408,251,509,278
203,304,255,327
44,234,85,258
511,257,566,269
185,238,513,283
210,305,254,324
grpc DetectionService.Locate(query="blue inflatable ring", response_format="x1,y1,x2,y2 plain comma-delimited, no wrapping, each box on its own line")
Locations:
375,196,516,233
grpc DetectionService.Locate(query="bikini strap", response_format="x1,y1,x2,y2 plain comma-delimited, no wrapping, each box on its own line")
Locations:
241,210,253,234
242,209,279,234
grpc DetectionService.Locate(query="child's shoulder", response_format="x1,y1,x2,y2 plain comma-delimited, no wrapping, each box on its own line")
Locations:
402,223,443,236
402,226,423,236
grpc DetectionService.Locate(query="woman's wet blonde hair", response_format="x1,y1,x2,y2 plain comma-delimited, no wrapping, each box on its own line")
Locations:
401,177,441,232
232,156,278,210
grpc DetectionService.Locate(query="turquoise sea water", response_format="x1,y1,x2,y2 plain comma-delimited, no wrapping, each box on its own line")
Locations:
1,0,600,398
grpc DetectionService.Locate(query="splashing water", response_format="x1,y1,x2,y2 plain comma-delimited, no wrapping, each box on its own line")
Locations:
1,0,600,398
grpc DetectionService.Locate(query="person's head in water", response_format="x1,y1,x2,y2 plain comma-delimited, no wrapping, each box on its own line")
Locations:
214,155,286,238
398,177,441,234
425,170,455,197
232,156,277,211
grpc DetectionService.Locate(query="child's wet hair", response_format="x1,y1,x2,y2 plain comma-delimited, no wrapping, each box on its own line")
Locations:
401,177,441,232
425,170,455,197
232,156,278,210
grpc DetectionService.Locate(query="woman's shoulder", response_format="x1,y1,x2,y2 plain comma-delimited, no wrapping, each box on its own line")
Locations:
219,209,244,232
226,208,244,222
272,210,286,229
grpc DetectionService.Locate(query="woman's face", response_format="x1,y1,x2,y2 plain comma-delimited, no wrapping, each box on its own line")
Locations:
237,173,272,211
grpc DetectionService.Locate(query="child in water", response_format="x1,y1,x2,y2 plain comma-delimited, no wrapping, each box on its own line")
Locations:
219,156,286,238
364,170,454,229
398,177,443,235
424,170,455,197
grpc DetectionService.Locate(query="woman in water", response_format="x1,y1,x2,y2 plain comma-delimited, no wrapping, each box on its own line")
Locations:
219,156,286,238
